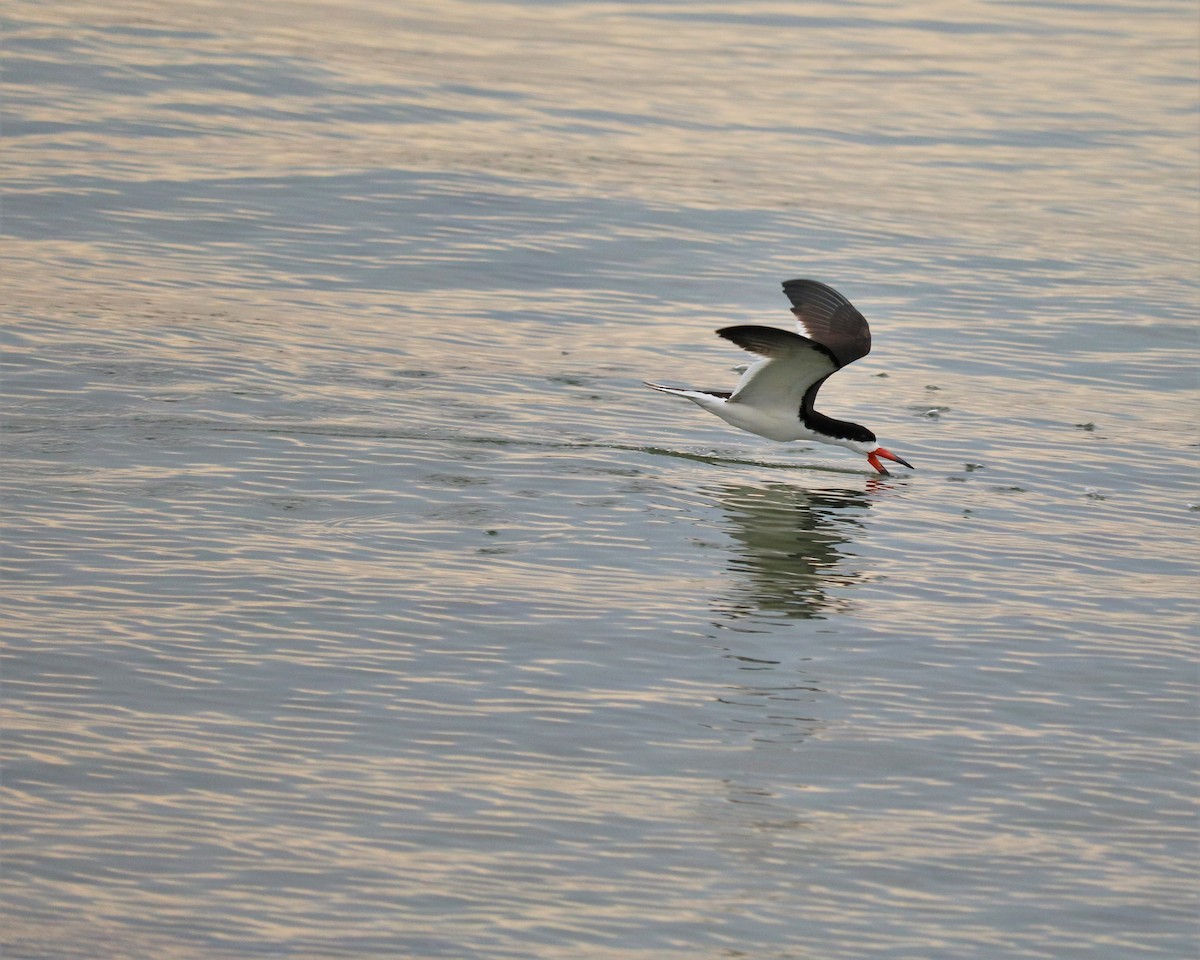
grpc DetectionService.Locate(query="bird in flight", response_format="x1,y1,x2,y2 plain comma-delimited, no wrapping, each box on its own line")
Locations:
645,279,914,476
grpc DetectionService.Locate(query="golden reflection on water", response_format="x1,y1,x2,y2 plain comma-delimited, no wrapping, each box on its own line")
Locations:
6,0,1195,256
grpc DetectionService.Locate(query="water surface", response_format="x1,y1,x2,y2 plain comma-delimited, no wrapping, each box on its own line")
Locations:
2,1,1198,958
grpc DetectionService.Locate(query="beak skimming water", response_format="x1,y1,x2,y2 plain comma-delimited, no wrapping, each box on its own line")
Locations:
867,448,913,476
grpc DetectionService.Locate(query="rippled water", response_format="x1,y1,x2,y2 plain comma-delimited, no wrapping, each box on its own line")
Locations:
3,1,1198,958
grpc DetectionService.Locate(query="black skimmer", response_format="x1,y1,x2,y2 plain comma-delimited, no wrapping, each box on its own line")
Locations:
645,279,914,476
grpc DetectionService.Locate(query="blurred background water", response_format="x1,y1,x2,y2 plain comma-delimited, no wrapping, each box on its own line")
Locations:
2,1,1197,958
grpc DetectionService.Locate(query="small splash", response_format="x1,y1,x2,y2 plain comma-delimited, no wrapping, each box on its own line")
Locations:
392,369,438,379
425,473,490,486
1083,487,1107,501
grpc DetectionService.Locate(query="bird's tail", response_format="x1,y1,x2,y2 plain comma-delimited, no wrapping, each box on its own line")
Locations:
643,380,691,396
643,381,732,404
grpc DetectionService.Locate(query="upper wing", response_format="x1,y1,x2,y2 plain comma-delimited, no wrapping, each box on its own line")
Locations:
781,279,871,367
717,325,838,413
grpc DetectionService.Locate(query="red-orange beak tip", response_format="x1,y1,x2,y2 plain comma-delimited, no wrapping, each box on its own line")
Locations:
873,451,907,472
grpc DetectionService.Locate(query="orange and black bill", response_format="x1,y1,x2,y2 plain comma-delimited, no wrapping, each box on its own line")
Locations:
867,448,914,475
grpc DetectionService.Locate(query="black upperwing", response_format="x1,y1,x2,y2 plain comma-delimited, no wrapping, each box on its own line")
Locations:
781,279,872,368
715,324,839,414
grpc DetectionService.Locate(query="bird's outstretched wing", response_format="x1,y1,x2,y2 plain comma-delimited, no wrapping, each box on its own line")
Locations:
781,279,871,368
717,325,838,413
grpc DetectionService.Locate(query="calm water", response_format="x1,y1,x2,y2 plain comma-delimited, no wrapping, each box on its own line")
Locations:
2,1,1198,958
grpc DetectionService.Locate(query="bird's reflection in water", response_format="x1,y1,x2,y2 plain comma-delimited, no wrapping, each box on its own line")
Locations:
699,479,884,800
712,479,878,623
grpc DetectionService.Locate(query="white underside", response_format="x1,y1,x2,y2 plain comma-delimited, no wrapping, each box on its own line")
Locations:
646,346,845,446
645,381,840,445
670,389,826,443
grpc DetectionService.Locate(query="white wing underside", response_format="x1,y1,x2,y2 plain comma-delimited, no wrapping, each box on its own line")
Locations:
729,345,837,414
